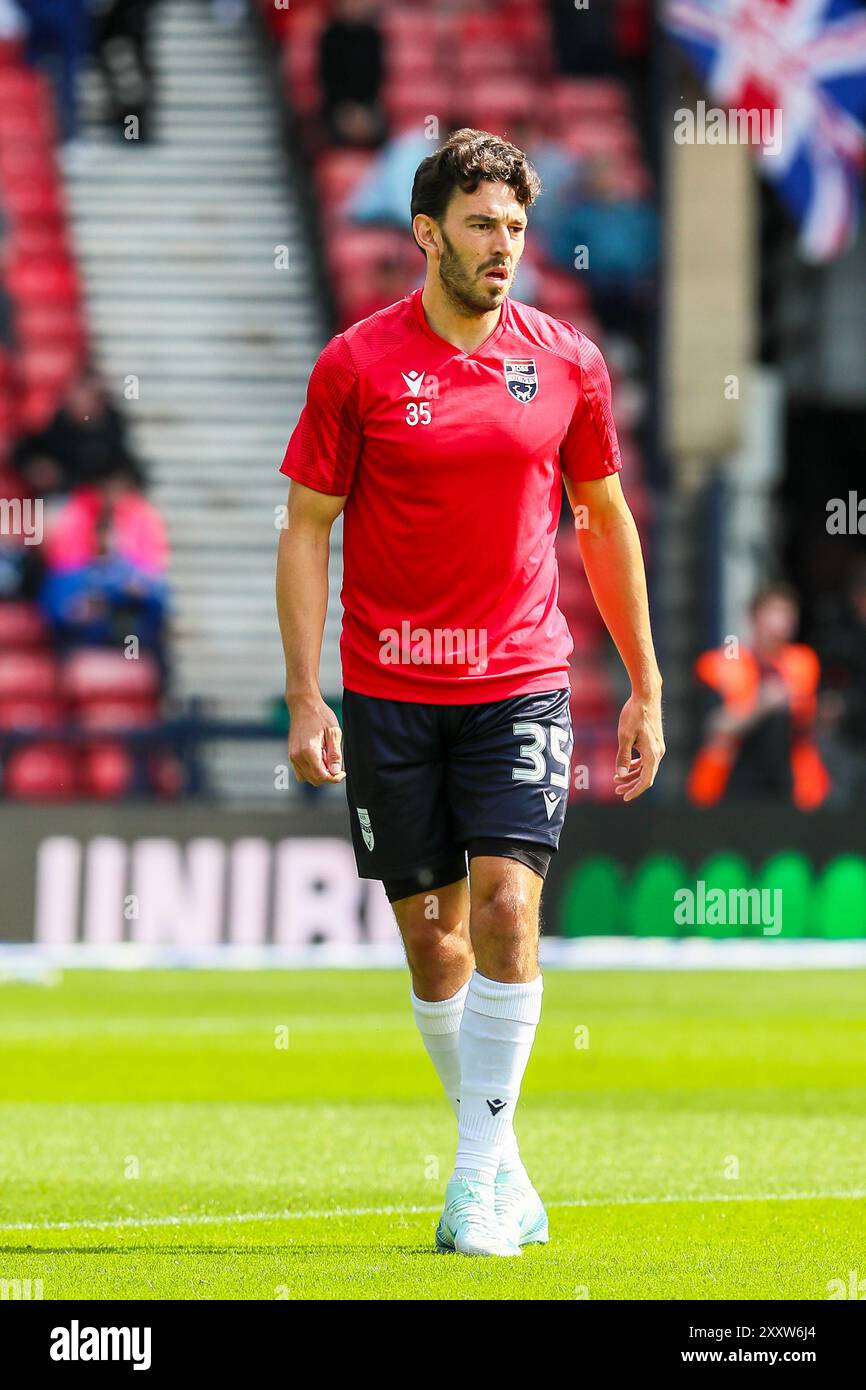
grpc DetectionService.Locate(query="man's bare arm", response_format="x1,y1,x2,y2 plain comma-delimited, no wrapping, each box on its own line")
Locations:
564,472,665,801
276,480,347,785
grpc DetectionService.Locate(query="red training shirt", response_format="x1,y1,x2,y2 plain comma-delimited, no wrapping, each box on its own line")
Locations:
280,288,621,703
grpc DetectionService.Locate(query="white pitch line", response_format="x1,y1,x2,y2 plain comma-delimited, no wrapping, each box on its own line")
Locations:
2,1188,865,1234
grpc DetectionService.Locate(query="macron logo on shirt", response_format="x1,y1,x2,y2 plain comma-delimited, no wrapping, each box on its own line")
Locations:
402,370,425,397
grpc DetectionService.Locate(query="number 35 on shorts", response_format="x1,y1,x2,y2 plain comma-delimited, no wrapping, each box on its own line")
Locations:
512,720,572,788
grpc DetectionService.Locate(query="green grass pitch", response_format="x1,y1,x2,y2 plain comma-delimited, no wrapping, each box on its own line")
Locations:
1,968,864,1300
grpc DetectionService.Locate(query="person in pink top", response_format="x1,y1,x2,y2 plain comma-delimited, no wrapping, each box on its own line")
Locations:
41,460,169,659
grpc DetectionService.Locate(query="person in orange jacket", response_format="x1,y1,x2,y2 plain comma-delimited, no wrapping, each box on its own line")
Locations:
688,583,830,810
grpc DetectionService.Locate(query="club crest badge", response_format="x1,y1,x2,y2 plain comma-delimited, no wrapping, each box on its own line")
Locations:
503,358,538,404
356,807,374,852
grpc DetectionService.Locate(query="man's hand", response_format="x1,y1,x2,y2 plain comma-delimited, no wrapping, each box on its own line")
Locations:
287,694,345,785
614,690,665,802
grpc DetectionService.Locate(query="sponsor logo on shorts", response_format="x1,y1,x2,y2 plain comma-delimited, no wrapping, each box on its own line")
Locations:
356,807,374,852
542,789,562,821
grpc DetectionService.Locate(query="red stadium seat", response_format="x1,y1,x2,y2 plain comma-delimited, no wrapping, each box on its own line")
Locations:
326,225,408,280
314,149,375,214
382,11,441,47
78,741,135,799
460,77,537,131
279,10,323,115
6,258,79,308
496,4,553,51
0,49,90,526
7,226,72,264
76,699,158,729
457,4,550,45
0,602,48,649
386,37,441,82
61,649,161,703
19,345,83,394
17,383,64,433
0,145,58,184
15,306,86,352
0,650,59,699
4,742,76,799
552,79,630,123
0,697,63,730
454,39,523,83
1,177,65,229
0,68,49,112
383,77,454,130
0,88,56,128
559,124,640,162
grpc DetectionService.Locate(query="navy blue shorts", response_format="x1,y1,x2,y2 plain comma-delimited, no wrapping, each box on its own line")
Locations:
342,687,573,899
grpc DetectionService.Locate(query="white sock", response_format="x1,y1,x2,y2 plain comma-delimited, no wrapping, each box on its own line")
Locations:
453,971,543,1183
410,981,468,1116
411,981,527,1175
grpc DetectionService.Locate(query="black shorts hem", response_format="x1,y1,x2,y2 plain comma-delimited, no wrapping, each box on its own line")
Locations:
466,837,553,881
381,856,468,904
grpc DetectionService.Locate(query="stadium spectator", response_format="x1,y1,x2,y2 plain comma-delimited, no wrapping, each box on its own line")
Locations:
508,114,585,255
13,366,141,496
549,156,657,330
550,0,615,77
319,0,386,148
92,0,160,144
19,0,89,143
347,126,434,226
688,584,830,811
551,0,650,79
39,458,168,658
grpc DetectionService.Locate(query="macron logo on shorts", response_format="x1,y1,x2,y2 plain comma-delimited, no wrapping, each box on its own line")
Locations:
542,789,562,821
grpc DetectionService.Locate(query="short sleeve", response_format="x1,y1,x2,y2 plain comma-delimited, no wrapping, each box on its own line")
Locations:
280,333,362,496
559,336,622,483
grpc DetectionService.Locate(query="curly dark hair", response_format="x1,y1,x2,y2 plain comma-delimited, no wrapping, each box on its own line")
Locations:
410,128,541,243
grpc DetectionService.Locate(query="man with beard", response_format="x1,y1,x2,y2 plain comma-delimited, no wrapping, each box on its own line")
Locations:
276,129,664,1256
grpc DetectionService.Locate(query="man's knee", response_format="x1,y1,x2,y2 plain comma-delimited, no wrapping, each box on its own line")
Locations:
469,864,541,970
392,884,472,990
472,866,538,923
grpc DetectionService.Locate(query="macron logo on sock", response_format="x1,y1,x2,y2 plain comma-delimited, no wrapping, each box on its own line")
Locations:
486,1098,508,1116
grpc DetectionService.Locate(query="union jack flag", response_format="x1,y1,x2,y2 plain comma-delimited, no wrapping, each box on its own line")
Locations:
664,0,866,260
